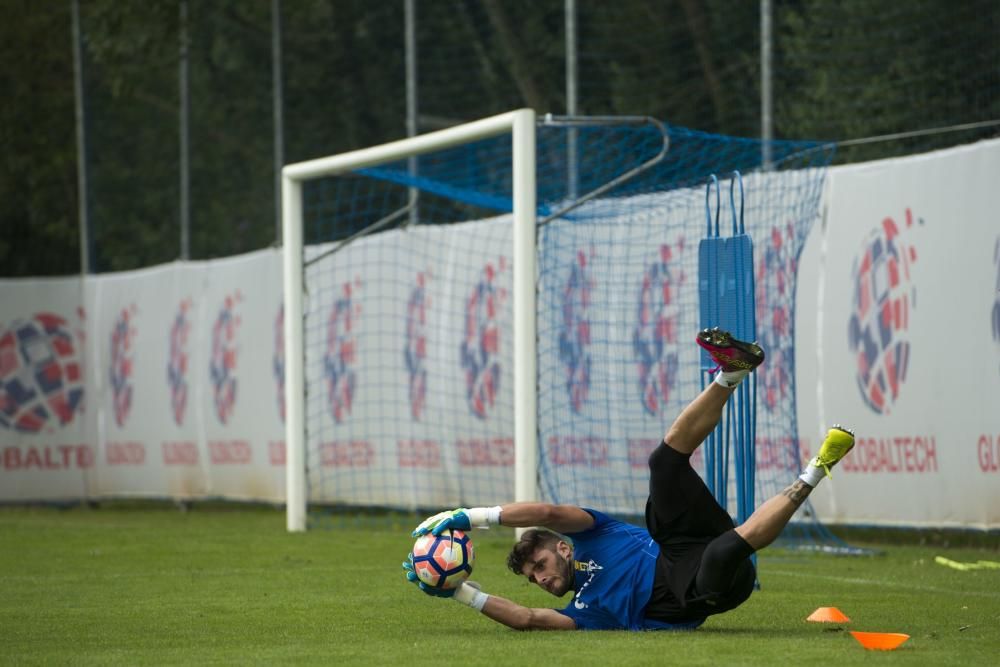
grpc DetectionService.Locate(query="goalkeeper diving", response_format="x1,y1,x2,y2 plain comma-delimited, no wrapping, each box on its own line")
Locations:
403,328,856,631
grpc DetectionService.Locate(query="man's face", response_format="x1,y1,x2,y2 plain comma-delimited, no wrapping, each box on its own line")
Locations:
519,541,574,597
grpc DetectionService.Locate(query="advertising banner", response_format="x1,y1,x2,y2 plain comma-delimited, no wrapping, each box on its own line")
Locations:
797,139,1000,528
1,252,286,503
303,218,517,508
3,139,998,529
0,277,89,499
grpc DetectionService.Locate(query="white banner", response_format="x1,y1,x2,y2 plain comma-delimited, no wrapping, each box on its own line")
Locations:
536,199,703,512
0,252,286,502
0,276,89,499
303,218,517,508
4,139,998,529
797,139,1000,529
196,253,285,501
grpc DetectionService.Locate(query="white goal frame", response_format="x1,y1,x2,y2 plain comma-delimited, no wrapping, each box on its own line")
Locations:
282,109,538,531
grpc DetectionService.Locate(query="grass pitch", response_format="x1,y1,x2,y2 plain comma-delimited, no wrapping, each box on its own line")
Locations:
1,505,998,666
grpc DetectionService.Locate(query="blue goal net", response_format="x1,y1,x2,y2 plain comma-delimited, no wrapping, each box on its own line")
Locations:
301,117,848,549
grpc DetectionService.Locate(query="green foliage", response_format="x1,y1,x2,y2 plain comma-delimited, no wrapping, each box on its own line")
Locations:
776,0,1000,161
0,2,79,276
1,505,999,665
2,0,998,276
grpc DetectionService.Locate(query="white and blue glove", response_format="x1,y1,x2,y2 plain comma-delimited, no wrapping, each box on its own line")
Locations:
401,553,457,598
401,555,489,610
411,506,502,537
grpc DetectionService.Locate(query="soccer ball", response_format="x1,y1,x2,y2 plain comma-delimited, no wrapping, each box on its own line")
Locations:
411,529,474,591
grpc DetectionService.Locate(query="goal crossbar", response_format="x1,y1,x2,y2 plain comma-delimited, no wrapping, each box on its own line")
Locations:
282,109,538,531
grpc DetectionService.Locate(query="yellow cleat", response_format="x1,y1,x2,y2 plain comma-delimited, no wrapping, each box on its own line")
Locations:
810,425,855,478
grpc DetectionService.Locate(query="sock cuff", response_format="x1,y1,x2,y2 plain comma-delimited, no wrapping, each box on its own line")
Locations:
798,464,825,488
453,583,489,611
714,368,750,388
467,506,502,527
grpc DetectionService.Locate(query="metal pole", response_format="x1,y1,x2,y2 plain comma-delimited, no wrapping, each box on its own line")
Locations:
512,109,538,538
71,0,90,274
565,0,578,199
283,176,305,531
405,0,419,226
179,0,191,259
760,0,773,170
272,0,285,245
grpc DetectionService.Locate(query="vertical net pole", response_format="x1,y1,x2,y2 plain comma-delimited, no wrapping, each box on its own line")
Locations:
512,109,538,522
283,176,306,532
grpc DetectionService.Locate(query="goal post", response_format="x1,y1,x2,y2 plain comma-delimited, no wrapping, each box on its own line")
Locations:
279,108,846,552
282,109,538,532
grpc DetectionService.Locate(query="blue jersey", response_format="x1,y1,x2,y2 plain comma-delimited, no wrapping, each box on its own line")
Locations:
555,509,704,631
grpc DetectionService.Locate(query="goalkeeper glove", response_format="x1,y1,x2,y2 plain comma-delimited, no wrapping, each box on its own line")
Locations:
402,558,490,610
401,556,456,598
411,506,502,537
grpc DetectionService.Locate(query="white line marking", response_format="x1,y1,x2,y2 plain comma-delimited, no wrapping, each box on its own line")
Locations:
768,568,1000,599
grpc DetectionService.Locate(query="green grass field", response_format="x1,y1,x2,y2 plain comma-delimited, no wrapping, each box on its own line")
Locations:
1,505,998,666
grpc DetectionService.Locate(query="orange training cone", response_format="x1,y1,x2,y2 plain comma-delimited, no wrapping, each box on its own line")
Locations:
850,631,910,651
806,607,851,623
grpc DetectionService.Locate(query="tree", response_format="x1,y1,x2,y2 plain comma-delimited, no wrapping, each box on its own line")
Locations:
3,0,997,277
0,1,79,276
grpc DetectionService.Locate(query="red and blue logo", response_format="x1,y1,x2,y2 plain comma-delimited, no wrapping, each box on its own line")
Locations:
0,311,85,433
461,259,507,419
848,210,918,415
273,304,285,423
210,291,242,424
109,305,137,427
755,223,796,413
558,249,594,414
167,299,191,426
634,241,685,416
404,272,430,421
325,280,361,423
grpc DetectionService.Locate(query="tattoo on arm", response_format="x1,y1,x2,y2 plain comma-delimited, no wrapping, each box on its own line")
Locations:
781,480,812,507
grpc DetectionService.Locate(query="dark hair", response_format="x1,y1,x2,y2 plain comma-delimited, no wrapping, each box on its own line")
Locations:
506,528,561,575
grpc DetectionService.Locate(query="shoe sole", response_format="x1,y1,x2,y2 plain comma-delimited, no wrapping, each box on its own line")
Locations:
696,327,765,370
816,425,856,467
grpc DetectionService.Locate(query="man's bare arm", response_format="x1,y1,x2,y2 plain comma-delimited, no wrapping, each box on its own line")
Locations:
498,502,594,533
411,503,594,538
405,566,576,630
480,593,576,630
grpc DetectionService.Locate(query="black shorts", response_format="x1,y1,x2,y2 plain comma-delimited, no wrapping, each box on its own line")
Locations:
642,441,756,622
